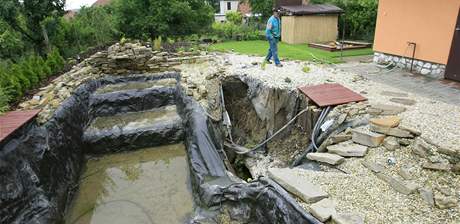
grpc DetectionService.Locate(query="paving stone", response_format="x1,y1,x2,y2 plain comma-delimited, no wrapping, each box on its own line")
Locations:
380,91,409,97
398,138,411,146
332,213,365,224
412,139,432,158
390,98,417,106
383,137,400,151
452,163,460,174
399,125,421,136
419,187,434,207
398,165,414,180
309,198,337,222
361,160,384,173
330,134,352,144
434,194,458,209
376,173,418,195
422,162,452,171
268,168,328,203
369,116,401,128
370,104,406,115
370,124,414,138
327,142,368,157
307,153,345,165
352,128,385,147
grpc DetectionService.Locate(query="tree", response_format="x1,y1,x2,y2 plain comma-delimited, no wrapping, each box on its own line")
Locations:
113,0,214,39
311,0,378,40
248,0,274,19
0,0,65,56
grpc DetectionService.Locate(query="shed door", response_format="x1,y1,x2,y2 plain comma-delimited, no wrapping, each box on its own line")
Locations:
446,8,460,81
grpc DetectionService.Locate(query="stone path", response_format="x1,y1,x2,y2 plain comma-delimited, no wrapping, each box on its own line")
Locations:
336,62,460,105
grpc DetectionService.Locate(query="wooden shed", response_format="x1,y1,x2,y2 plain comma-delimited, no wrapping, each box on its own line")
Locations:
280,4,343,44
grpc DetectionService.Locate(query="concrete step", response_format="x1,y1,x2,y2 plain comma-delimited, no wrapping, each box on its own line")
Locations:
89,78,177,117
83,105,183,154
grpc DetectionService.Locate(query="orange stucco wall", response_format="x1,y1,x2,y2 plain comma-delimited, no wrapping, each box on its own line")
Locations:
373,0,460,65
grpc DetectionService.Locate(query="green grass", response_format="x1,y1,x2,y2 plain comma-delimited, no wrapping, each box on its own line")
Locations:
209,40,373,63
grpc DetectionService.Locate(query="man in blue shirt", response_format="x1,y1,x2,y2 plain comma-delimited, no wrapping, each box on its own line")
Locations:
265,8,282,67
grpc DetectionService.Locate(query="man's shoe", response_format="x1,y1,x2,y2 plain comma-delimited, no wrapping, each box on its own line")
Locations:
265,60,273,64
275,64,283,67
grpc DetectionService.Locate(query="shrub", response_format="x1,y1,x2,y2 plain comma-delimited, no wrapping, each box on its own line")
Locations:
0,86,10,114
226,11,243,25
153,36,162,51
212,22,261,41
46,48,65,74
10,64,31,91
311,0,378,40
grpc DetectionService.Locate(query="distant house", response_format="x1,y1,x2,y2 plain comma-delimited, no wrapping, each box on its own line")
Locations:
92,0,112,7
215,1,240,23
373,0,460,81
278,0,343,44
63,9,78,20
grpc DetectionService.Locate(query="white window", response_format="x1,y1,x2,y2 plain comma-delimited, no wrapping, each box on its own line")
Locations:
227,2,231,10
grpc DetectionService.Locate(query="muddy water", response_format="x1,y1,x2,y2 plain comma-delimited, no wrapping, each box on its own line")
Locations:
88,105,178,130
65,144,193,224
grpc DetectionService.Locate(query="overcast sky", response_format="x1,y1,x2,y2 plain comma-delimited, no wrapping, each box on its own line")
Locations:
66,0,98,10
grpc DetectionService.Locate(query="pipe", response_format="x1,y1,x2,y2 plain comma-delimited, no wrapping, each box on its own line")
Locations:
291,116,368,167
408,42,417,72
226,105,310,155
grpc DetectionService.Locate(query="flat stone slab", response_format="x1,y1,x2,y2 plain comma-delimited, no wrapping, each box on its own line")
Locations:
369,116,401,128
332,213,365,224
330,133,352,144
380,91,409,97
352,128,385,147
422,162,452,171
307,153,345,165
383,137,400,151
327,142,368,157
268,168,328,203
370,104,406,115
370,124,414,138
361,161,385,173
390,98,417,106
376,173,418,195
309,198,336,222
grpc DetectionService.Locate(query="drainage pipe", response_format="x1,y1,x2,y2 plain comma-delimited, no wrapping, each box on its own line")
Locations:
291,117,368,167
408,42,417,72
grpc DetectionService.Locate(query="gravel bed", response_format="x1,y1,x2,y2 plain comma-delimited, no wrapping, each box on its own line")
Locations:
180,53,460,223
218,53,460,150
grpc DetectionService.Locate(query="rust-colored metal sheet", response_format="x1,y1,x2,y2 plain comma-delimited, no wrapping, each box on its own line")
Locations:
298,83,366,107
0,109,41,143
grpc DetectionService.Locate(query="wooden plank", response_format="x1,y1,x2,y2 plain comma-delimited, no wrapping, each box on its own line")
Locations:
298,84,367,107
0,109,41,143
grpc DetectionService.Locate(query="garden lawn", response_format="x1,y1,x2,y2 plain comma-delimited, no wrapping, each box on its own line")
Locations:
209,40,373,63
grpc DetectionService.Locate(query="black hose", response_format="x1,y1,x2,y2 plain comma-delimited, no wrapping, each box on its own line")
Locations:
291,116,368,167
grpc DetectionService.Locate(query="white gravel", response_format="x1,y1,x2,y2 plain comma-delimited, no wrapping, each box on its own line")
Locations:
216,53,460,151
180,53,460,224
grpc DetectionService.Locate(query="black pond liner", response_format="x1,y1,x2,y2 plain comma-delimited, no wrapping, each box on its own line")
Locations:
0,72,320,224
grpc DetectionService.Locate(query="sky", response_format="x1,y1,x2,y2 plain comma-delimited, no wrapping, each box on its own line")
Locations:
66,0,98,10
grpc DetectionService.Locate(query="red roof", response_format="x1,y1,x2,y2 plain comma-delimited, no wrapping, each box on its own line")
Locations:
92,0,112,7
238,1,252,15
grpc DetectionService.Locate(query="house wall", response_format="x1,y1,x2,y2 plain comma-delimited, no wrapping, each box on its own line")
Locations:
281,15,339,44
373,0,460,65
219,1,239,15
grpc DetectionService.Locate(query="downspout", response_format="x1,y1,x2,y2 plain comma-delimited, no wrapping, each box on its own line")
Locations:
407,42,417,72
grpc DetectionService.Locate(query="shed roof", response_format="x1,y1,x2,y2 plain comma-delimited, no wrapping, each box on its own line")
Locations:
280,4,343,16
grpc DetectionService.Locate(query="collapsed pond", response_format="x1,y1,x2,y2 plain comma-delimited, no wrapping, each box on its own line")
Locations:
0,72,320,224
